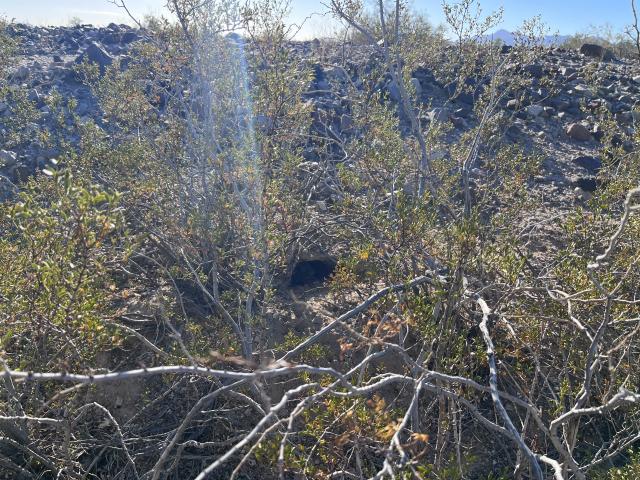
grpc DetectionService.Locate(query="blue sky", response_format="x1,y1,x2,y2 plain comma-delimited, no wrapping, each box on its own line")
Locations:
0,0,634,38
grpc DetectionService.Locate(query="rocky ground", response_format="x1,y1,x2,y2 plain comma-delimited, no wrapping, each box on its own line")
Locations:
2,25,639,224
303,42,638,199
294,41,640,271
0,23,143,195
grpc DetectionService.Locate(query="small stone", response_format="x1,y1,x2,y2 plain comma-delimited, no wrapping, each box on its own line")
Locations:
451,116,468,129
615,111,633,123
13,65,30,81
574,84,594,97
592,124,605,141
572,176,598,192
526,105,544,117
505,124,521,138
574,187,593,202
428,149,447,161
572,155,602,173
506,99,519,110
560,66,576,77
566,123,592,141
388,80,401,102
428,107,450,123
340,114,353,132
524,63,544,78
324,66,348,83
0,150,18,168
410,77,422,96
454,91,474,105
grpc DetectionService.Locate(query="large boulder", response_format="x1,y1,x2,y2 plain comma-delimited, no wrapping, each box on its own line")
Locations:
580,43,615,61
75,42,113,73
102,30,140,44
121,31,141,44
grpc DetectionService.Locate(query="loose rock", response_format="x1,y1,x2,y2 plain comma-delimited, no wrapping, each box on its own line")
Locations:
580,43,614,61
572,155,602,173
75,42,113,73
566,123,592,141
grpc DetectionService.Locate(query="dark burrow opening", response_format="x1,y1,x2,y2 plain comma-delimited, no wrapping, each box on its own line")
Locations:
290,259,336,287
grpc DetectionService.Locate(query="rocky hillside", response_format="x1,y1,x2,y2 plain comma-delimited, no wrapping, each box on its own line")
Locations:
1,23,142,196
2,24,638,207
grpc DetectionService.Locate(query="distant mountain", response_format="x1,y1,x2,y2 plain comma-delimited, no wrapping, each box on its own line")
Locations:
483,29,570,46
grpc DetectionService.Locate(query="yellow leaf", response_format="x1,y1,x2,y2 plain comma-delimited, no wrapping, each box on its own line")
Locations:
410,433,430,443
378,422,398,441
335,432,351,447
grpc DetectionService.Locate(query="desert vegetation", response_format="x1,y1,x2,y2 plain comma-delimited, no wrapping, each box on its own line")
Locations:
1,0,640,478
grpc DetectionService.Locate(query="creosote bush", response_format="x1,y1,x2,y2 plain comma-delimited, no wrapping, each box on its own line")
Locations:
0,170,128,369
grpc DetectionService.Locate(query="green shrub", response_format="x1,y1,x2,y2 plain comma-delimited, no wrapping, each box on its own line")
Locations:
0,170,128,369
